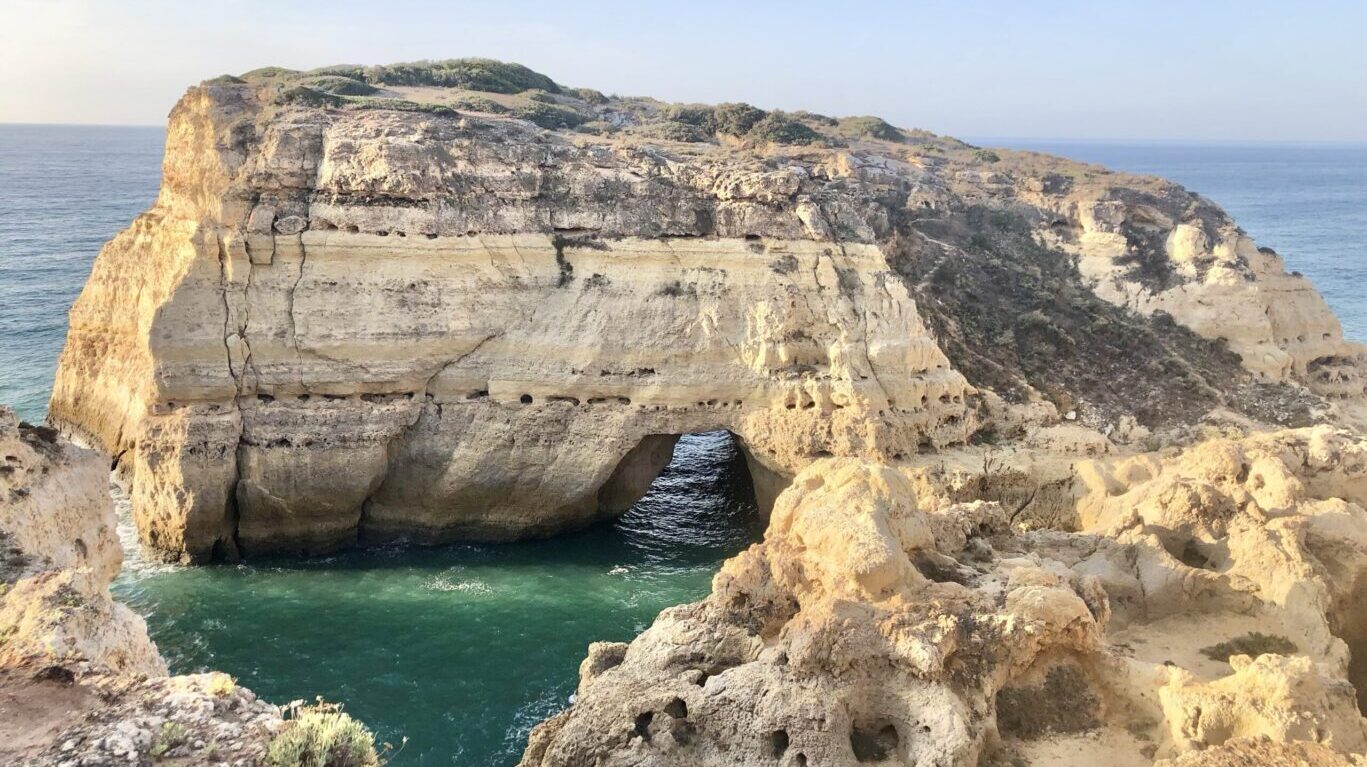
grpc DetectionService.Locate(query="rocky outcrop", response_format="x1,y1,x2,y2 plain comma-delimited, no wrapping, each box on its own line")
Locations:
48,62,1362,563
522,426,1367,766
0,408,289,765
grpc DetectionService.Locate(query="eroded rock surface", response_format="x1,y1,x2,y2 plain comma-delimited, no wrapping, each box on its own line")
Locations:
524,428,1367,766
0,408,287,765
49,62,1362,561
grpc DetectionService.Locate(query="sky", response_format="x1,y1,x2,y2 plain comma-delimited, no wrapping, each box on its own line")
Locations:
2,0,1365,142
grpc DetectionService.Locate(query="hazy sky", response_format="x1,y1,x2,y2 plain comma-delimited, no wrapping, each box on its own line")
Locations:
3,0,1365,141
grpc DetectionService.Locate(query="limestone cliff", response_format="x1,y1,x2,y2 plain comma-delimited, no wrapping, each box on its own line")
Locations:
49,61,1363,563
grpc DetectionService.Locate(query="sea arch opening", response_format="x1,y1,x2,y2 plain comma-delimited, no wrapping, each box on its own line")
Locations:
113,428,769,766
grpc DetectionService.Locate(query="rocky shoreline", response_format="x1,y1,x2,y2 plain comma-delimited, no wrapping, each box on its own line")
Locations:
6,58,1367,765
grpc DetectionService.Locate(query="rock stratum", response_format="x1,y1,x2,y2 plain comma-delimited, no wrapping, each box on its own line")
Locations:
33,58,1367,766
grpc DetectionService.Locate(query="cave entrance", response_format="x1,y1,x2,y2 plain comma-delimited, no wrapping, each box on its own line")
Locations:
602,431,766,559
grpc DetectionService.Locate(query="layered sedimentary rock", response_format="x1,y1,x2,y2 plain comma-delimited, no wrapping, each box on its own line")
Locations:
0,408,289,765
49,64,1363,562
524,427,1367,766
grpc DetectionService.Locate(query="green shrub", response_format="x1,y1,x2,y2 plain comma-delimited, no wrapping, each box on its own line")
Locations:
346,98,456,117
360,58,560,94
300,75,378,96
266,702,380,767
745,112,823,145
973,148,1002,163
711,102,767,136
512,102,587,130
205,74,246,86
306,64,368,81
1200,632,1298,662
242,66,301,80
569,87,609,105
662,103,717,129
836,115,903,141
449,94,509,114
645,121,711,142
277,86,344,109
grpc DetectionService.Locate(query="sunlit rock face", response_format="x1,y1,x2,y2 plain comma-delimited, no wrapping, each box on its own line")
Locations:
49,70,1361,562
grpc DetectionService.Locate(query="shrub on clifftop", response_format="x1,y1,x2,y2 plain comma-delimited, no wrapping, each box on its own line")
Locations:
359,58,561,94
266,701,382,767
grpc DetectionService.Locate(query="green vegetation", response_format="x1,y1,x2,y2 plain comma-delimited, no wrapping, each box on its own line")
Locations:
1200,632,1298,662
661,102,823,144
266,701,382,767
973,148,1002,163
205,74,246,86
276,86,344,109
357,58,559,94
512,101,587,130
347,98,456,117
711,102,767,136
299,75,378,96
448,94,509,114
836,115,903,142
569,87,609,105
150,722,189,758
241,67,301,80
745,112,823,145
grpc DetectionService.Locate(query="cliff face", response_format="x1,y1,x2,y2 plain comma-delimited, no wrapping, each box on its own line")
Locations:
49,67,1364,563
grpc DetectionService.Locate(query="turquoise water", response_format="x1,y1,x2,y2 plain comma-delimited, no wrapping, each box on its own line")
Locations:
114,431,764,765
3,124,1367,764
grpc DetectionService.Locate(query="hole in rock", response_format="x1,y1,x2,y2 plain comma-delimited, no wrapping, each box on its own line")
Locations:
850,722,900,762
112,431,764,766
1333,571,1367,713
770,729,790,757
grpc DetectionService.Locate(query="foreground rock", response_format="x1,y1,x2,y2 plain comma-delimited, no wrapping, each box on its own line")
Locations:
523,426,1367,766
48,60,1362,562
0,408,376,766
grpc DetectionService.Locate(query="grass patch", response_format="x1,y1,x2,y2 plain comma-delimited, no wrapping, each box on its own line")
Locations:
205,74,246,86
1201,632,1298,662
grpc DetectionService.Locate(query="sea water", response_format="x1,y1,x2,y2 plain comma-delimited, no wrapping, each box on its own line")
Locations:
2,124,1365,764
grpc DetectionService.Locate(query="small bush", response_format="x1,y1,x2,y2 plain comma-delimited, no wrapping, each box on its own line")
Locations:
973,148,1002,163
836,115,902,141
512,102,587,130
150,722,189,758
569,87,609,105
711,102,767,136
301,75,378,96
746,112,823,145
662,103,717,129
347,98,456,117
1201,632,1298,662
306,64,368,80
277,86,344,109
449,94,509,114
205,74,246,86
266,701,380,767
242,66,301,80
645,121,711,142
360,58,559,94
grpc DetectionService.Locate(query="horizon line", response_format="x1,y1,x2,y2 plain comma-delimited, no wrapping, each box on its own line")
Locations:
2,120,1365,147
